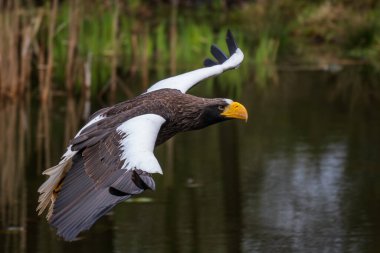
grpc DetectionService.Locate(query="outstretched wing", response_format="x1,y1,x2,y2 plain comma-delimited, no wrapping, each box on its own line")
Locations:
147,30,244,94
42,114,165,241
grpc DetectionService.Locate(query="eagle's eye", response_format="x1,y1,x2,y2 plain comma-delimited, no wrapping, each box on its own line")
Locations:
218,105,225,111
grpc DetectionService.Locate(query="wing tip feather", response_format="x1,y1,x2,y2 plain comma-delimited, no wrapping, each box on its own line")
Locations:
204,58,218,67
226,29,238,55
203,29,240,68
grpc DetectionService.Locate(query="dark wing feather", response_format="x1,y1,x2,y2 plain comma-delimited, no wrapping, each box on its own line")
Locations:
203,30,240,67
50,152,131,241
70,107,145,151
88,107,109,121
82,130,126,185
71,132,109,151
203,58,218,67
50,151,154,241
226,29,238,56
70,116,119,151
210,44,228,64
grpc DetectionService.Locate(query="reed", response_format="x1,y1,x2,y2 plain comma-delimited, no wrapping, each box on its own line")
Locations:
1,0,379,101
0,3,42,99
0,1,255,102
0,4,19,98
41,0,58,103
65,0,80,94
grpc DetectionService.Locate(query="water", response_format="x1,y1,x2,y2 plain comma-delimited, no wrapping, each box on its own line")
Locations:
0,66,380,253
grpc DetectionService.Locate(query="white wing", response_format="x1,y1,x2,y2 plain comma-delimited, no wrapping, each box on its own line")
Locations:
117,114,166,174
147,30,244,94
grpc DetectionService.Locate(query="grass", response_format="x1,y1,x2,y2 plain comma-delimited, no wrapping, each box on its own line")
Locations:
0,0,380,100
254,35,279,87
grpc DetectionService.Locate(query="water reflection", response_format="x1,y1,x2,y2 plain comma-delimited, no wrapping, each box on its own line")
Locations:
240,67,380,253
0,101,27,253
0,67,379,253
36,103,51,172
219,122,242,253
242,143,348,252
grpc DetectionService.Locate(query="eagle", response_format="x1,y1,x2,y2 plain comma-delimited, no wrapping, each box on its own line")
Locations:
37,30,248,241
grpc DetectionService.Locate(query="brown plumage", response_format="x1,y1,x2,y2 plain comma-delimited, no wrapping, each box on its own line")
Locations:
74,89,233,147
37,30,248,241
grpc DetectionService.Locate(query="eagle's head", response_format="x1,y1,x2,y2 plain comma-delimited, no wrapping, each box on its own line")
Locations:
193,98,248,130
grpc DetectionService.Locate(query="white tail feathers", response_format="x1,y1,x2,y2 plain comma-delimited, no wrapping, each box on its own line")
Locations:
37,158,73,220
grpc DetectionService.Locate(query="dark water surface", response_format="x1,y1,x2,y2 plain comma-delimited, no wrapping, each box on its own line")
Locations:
1,67,380,253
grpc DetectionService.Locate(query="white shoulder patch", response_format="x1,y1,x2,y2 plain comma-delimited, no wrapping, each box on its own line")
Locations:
116,114,166,174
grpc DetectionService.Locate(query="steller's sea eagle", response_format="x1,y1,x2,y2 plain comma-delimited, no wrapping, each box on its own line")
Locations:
37,30,248,241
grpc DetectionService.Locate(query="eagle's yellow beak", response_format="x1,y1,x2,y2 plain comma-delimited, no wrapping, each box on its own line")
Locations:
221,101,248,122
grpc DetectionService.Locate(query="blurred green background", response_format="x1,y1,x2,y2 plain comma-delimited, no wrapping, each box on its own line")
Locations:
1,0,380,99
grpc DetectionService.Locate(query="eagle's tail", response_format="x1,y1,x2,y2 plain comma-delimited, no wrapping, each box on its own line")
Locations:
37,158,72,220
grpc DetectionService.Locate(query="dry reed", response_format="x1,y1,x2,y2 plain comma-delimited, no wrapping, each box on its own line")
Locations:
0,3,42,100
65,0,80,94
0,1,212,101
40,0,58,103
